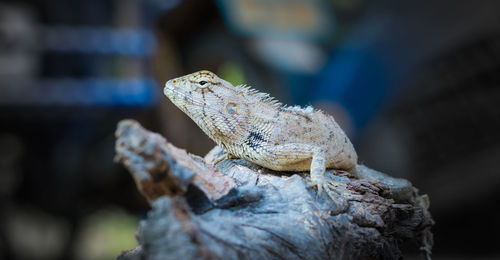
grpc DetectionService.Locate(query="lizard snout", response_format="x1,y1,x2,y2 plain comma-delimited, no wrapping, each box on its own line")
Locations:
165,79,174,86
164,80,174,96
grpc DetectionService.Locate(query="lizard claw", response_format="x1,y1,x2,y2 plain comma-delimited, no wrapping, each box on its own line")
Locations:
213,154,227,165
307,176,343,201
213,153,237,165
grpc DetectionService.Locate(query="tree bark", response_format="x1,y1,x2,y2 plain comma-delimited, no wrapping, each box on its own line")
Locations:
114,119,433,260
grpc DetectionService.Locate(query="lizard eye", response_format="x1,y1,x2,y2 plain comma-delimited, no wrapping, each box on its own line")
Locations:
226,102,238,115
199,81,207,86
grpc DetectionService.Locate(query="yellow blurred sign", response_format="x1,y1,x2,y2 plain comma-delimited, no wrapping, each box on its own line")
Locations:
217,0,335,40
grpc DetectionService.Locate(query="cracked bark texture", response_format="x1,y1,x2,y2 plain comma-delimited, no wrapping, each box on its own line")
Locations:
114,119,433,260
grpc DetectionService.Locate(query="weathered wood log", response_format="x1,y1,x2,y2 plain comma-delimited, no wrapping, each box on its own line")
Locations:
114,119,433,260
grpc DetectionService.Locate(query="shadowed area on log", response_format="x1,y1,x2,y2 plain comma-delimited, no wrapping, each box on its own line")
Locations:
114,119,433,260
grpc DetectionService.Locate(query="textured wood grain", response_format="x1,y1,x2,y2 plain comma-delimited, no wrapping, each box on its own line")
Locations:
115,120,433,260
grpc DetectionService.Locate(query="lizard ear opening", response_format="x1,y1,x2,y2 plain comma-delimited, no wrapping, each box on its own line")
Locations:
226,102,238,115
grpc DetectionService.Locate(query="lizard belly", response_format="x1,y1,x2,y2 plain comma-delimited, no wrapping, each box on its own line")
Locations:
255,158,313,172
258,151,355,172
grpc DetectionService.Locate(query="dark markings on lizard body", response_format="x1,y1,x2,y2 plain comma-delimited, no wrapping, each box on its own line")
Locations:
298,113,313,123
201,91,207,116
328,131,335,140
248,131,267,143
245,130,267,152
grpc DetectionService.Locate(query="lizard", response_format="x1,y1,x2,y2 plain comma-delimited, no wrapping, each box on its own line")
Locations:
163,70,358,199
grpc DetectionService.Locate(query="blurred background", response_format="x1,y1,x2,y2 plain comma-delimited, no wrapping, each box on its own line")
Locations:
0,0,499,259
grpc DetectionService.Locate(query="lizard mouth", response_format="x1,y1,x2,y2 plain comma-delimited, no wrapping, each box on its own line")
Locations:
163,81,198,108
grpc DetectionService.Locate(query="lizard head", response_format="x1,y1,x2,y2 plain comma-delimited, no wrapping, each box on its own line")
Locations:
164,70,250,144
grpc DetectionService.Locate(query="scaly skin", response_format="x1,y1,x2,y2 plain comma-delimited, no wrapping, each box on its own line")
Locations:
164,71,358,199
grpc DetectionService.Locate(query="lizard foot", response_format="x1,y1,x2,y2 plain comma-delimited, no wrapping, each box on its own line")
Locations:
306,176,344,201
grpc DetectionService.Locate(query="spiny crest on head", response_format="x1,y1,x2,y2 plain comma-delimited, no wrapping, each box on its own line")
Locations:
236,84,282,109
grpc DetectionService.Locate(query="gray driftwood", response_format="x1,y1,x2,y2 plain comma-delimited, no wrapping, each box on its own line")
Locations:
114,119,433,260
